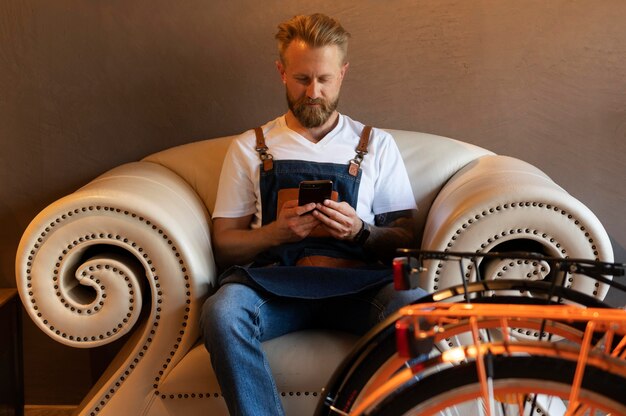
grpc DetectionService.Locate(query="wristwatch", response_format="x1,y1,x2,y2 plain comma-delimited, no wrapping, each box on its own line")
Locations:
353,220,371,245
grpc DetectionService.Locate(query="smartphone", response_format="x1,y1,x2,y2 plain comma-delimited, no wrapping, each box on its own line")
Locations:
298,180,333,206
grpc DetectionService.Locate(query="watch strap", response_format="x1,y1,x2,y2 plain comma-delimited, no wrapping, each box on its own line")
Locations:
353,220,371,245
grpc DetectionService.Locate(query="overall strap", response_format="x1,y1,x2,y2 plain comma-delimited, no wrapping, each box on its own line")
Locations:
349,125,372,176
254,127,274,171
255,125,372,175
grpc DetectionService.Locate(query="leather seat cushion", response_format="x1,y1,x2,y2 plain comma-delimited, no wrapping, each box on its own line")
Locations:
159,329,360,397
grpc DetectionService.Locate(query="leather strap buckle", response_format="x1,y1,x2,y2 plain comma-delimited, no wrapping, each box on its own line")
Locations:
349,126,372,176
254,127,274,171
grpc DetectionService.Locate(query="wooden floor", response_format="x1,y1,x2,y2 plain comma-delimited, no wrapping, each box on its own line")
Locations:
24,406,77,416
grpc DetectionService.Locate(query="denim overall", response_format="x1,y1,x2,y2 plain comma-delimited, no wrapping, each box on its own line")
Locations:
219,126,393,299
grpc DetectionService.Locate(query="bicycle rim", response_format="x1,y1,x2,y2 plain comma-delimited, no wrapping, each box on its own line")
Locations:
363,355,626,416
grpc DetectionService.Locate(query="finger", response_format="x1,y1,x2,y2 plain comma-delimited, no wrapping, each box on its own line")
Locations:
322,199,354,212
322,200,359,221
291,207,321,226
291,215,321,237
319,199,341,211
315,203,350,225
312,210,353,239
295,202,317,216
299,211,321,226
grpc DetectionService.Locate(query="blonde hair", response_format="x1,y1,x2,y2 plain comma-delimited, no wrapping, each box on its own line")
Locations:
275,13,350,64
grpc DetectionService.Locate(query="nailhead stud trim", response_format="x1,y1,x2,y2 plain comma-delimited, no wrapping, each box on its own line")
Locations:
26,205,193,415
432,202,599,291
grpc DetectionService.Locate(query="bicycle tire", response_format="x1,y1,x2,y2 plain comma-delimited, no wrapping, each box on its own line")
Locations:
364,355,626,416
315,281,610,416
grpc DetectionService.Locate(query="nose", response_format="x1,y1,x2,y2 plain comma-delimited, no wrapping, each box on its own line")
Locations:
306,80,321,99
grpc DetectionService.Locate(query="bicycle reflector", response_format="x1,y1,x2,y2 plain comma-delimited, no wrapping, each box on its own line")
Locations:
393,257,410,290
395,316,434,358
395,317,415,357
393,256,423,290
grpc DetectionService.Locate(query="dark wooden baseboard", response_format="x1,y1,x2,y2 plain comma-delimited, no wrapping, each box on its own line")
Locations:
24,405,77,416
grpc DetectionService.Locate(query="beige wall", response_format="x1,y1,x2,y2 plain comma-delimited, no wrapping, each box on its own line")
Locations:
1,0,624,404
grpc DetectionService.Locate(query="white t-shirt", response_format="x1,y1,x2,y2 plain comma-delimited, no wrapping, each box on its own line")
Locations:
213,114,416,229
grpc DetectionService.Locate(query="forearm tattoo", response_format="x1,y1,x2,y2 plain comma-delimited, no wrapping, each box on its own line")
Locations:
367,209,418,263
374,209,414,227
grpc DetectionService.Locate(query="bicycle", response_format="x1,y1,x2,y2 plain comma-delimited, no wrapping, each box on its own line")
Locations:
315,250,626,416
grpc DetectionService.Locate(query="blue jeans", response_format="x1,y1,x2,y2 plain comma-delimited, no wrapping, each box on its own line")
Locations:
200,280,427,416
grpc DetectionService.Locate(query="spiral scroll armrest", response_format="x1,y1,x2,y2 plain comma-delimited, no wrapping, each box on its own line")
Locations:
15,161,215,415
420,155,613,301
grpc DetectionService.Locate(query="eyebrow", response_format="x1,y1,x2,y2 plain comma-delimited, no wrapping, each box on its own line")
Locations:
292,72,334,80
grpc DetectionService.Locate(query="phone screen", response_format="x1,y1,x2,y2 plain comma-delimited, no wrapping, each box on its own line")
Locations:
298,180,333,205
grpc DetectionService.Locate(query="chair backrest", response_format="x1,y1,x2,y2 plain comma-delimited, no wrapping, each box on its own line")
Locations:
143,129,493,240
387,129,493,239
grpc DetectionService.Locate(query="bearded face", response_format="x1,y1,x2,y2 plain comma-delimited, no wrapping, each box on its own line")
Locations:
286,91,339,128
278,42,348,130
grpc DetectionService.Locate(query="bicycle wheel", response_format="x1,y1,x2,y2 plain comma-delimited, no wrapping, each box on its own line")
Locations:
315,281,609,416
361,355,626,416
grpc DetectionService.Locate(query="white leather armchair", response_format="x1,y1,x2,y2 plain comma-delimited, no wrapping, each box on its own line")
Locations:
15,130,613,415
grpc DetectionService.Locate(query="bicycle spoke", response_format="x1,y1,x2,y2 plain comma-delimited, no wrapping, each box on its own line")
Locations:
316,251,626,416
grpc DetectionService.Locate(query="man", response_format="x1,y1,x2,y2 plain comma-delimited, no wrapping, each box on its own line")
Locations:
201,13,425,415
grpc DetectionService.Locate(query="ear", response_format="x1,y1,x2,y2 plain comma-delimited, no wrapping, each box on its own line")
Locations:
340,62,350,80
276,60,287,84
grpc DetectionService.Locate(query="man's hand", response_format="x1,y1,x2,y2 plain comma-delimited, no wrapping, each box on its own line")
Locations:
212,199,321,268
313,200,418,264
274,200,322,242
311,199,362,241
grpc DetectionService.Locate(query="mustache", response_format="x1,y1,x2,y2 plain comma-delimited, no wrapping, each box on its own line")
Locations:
299,97,326,106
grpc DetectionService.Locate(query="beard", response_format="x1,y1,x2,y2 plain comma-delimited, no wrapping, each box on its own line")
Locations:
286,92,339,128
